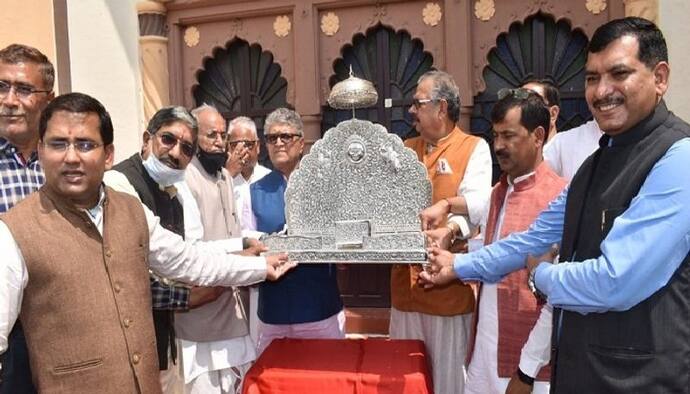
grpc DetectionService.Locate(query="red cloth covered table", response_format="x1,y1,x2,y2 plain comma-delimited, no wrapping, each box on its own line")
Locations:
242,338,433,394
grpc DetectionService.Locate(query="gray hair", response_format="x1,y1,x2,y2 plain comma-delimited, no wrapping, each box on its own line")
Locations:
228,116,258,139
264,108,303,136
190,103,220,120
146,105,198,141
417,70,461,123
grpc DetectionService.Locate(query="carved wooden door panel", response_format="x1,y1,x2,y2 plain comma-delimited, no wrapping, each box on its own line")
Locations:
192,38,289,166
470,12,592,181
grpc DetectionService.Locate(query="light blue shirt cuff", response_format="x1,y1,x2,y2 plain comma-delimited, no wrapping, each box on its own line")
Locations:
453,254,482,281
534,261,554,296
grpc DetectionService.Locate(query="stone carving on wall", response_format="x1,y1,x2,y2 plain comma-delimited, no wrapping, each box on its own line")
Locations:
368,3,388,25
274,15,291,37
184,26,200,47
422,2,442,27
321,12,340,36
262,119,431,264
474,0,496,21
586,0,607,15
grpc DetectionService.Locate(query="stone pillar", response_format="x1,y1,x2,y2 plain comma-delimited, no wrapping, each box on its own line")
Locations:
137,0,170,123
624,0,658,24
293,2,321,153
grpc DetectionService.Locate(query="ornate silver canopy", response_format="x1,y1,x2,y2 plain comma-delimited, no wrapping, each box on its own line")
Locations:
327,66,379,110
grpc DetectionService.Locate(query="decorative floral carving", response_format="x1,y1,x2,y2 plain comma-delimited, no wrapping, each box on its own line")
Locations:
321,12,340,36
422,3,442,27
273,15,291,38
586,0,607,14
229,18,243,33
474,0,495,21
373,3,387,19
184,26,199,47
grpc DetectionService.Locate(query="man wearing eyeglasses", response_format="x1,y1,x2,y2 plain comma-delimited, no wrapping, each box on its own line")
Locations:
173,105,259,393
226,116,270,234
103,106,220,390
0,43,55,394
250,108,345,354
392,70,492,394
421,17,690,393
0,92,293,393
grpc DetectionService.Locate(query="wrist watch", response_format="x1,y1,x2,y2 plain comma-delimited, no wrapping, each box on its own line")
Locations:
446,221,460,242
528,265,546,301
516,368,535,386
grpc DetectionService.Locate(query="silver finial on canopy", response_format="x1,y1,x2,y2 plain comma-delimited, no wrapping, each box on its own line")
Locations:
327,66,379,116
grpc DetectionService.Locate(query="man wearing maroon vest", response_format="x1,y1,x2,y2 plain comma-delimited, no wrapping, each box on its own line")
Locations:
464,89,566,394
0,93,293,393
391,70,492,394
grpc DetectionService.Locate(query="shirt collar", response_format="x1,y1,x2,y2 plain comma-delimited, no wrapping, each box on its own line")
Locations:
507,171,535,187
0,137,39,163
82,185,107,220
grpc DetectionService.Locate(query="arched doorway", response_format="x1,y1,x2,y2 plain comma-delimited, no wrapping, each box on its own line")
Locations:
470,12,592,180
192,38,290,165
323,25,435,310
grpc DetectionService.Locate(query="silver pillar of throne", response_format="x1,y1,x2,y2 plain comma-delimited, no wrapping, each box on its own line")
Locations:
262,119,431,264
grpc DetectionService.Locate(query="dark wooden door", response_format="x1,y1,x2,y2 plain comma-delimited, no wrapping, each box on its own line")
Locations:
322,24,435,308
192,38,290,166
470,12,592,182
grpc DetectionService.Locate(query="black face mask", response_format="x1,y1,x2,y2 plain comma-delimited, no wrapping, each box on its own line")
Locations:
197,149,228,175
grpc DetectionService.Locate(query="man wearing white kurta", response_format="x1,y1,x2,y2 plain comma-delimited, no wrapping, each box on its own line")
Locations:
544,120,603,181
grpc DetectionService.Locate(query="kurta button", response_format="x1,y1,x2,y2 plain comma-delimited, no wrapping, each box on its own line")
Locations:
113,283,122,293
105,249,112,258
132,353,141,364
123,318,132,328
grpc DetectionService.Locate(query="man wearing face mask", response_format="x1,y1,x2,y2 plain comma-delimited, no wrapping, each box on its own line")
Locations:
103,106,208,391
174,104,257,393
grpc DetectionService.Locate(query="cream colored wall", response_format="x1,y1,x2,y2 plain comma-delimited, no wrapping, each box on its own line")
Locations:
660,0,690,120
66,0,145,162
0,0,58,89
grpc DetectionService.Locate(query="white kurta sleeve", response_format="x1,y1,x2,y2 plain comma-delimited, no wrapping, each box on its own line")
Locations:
0,222,28,357
518,303,553,377
143,205,267,287
453,138,492,237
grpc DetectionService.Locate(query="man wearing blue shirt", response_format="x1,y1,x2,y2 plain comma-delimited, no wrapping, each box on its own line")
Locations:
422,17,690,393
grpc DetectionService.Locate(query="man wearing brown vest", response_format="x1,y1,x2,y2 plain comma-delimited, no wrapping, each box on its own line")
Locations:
390,70,492,394
0,92,292,393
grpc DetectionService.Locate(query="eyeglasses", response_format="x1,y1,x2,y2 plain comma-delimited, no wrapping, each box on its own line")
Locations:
203,130,228,142
227,140,258,150
411,98,439,109
43,140,103,154
157,132,195,157
497,87,536,101
265,133,301,145
0,80,51,100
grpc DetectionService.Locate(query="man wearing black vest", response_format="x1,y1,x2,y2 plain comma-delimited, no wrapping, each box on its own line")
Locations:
104,106,228,391
421,17,690,393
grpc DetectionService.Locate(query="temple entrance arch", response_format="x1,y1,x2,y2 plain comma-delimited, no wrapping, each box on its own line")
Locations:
470,12,592,180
